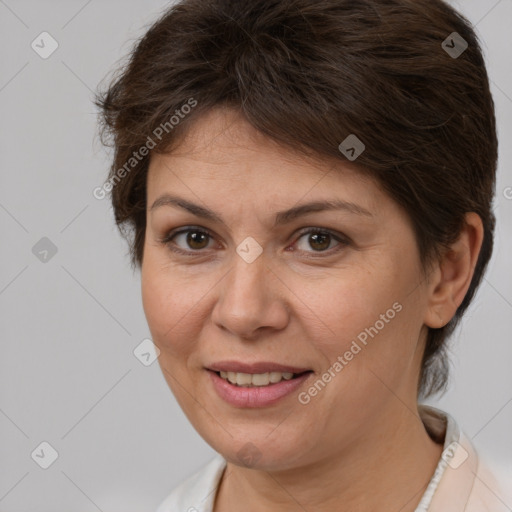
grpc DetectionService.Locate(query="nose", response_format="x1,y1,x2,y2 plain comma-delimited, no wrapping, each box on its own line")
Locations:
211,252,289,340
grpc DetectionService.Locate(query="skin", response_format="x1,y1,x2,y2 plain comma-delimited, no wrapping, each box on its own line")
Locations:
141,107,484,512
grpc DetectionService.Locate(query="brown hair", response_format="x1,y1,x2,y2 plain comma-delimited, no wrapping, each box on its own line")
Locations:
95,0,498,399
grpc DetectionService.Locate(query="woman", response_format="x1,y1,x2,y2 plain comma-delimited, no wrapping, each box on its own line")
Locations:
95,0,510,510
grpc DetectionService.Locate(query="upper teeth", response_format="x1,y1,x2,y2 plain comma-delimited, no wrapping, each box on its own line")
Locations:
219,371,295,387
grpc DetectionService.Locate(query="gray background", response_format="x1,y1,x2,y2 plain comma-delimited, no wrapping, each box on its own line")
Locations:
0,0,511,510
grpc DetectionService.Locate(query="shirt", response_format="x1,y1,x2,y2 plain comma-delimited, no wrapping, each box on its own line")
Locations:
156,405,511,512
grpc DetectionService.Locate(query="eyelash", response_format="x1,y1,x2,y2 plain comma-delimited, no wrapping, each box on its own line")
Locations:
158,226,351,258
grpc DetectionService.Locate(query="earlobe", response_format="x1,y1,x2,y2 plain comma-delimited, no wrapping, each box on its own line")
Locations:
424,213,484,329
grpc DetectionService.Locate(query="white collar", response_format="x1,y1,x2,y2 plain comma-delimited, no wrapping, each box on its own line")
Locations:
156,406,494,512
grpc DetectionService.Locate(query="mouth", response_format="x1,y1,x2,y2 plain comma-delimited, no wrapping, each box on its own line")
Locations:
205,361,314,407
211,369,313,387
206,361,313,387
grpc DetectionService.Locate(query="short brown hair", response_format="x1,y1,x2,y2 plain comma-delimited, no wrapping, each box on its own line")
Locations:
95,0,498,398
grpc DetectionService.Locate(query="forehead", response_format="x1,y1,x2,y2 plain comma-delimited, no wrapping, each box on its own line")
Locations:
147,108,379,206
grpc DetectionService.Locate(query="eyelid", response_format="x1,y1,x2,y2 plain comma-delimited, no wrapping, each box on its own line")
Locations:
295,226,351,244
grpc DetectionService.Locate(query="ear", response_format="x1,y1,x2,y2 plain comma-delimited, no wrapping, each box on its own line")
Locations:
423,212,484,328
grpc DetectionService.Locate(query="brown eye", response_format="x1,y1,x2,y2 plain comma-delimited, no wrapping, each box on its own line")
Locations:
185,230,210,250
161,228,214,254
294,228,349,255
307,232,331,251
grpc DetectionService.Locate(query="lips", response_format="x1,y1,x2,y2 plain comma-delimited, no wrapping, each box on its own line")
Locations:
205,360,314,407
206,361,311,374
208,369,313,407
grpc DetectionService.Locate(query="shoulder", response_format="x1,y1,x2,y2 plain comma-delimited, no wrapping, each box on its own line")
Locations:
155,454,227,512
418,406,511,512
466,457,512,512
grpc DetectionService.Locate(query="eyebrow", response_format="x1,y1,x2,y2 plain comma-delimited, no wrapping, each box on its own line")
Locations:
150,194,373,227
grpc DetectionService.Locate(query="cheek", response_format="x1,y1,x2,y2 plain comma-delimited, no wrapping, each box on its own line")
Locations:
141,255,205,357
308,260,418,376
307,268,398,338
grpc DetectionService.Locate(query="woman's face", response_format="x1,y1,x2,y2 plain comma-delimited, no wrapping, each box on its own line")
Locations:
142,108,432,470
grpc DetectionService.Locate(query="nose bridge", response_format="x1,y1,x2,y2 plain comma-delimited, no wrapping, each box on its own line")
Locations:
212,249,287,337
224,250,270,313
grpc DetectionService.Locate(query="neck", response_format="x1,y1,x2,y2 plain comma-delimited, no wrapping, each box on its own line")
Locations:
213,403,444,512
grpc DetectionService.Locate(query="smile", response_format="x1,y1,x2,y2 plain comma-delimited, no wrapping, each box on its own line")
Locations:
218,370,298,387
207,366,314,408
